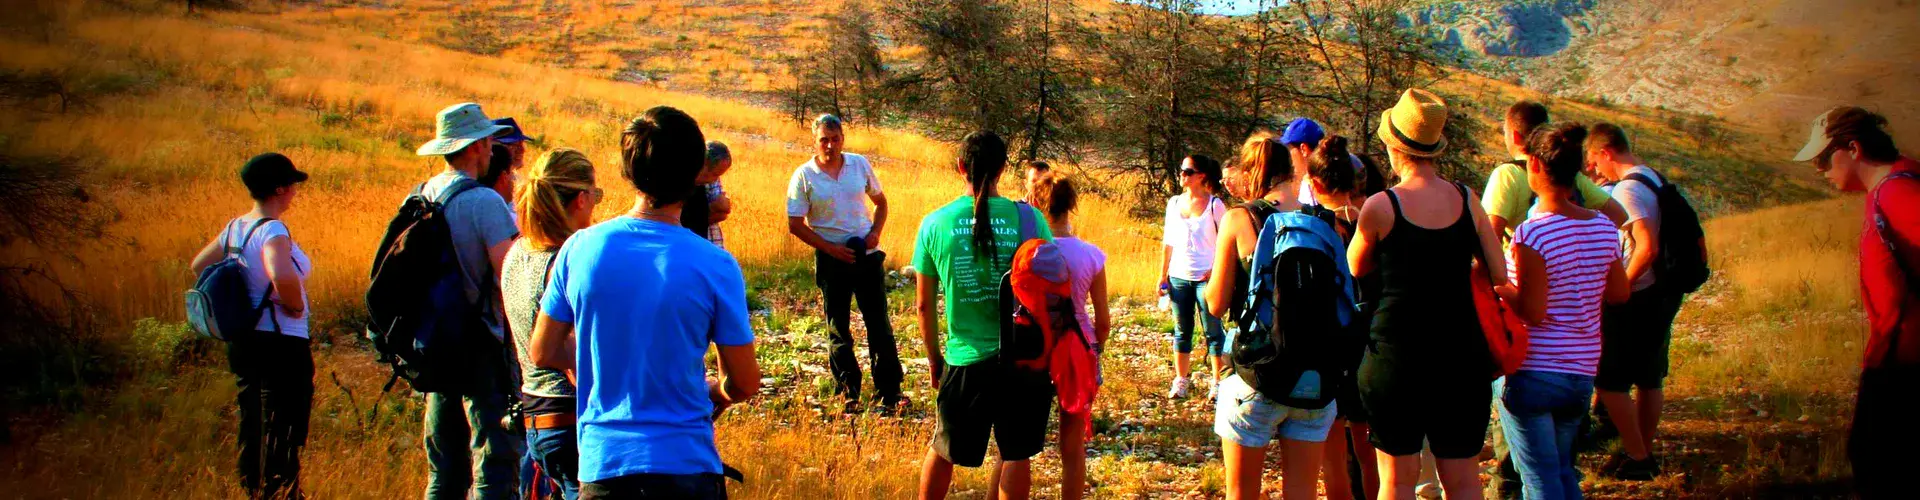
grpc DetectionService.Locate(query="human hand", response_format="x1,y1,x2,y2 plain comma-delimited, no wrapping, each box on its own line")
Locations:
863,230,882,250
825,245,857,264
927,353,945,390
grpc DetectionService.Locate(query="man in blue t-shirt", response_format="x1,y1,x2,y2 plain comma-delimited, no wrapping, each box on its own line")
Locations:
411,102,524,500
529,106,761,499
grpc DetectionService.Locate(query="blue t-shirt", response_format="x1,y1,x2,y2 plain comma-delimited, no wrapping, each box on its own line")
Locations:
540,217,755,481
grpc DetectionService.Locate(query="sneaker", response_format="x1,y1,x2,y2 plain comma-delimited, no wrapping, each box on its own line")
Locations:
1415,481,1443,500
878,395,911,416
1206,377,1219,400
841,399,864,415
1608,453,1660,481
1168,376,1191,399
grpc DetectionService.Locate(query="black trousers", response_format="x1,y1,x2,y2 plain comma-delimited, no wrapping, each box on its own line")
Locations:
1851,363,1920,498
227,333,314,499
814,250,903,401
580,473,726,500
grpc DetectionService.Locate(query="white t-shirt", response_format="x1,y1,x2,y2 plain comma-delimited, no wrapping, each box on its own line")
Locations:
224,217,312,338
786,153,883,251
1607,165,1663,291
1161,194,1227,282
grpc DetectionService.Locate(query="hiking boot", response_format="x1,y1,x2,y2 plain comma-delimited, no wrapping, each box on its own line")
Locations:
841,399,864,415
1168,376,1192,399
1607,453,1660,481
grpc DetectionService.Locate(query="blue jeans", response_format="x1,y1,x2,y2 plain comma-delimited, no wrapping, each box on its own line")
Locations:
526,426,581,500
424,389,523,500
1496,370,1595,500
1168,277,1226,355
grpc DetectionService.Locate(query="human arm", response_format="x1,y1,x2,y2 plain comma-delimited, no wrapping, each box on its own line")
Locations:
1603,252,1632,305
529,313,575,373
1090,269,1111,347
789,216,855,263
710,343,761,412
1623,220,1659,286
1509,242,1548,324
864,190,888,249
1482,165,1522,243
915,272,943,388
709,189,732,224
1348,192,1392,278
1466,188,1511,287
1599,198,1628,228
189,232,223,275
261,235,306,318
1205,207,1252,316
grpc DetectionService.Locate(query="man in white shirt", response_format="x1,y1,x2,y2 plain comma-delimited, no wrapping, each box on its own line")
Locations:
785,114,906,414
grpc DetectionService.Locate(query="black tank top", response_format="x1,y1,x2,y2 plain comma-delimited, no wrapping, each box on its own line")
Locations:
1369,183,1482,348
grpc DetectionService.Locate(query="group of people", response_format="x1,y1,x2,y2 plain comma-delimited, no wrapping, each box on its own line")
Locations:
188,87,1917,500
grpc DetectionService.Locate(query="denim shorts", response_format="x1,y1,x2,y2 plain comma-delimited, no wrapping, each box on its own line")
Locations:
1214,375,1337,448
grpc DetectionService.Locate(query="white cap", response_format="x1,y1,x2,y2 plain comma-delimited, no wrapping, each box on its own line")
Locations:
1792,108,1838,162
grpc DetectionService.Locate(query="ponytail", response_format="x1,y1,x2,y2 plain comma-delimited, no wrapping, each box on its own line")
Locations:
515,148,597,251
962,131,1009,262
1307,135,1356,195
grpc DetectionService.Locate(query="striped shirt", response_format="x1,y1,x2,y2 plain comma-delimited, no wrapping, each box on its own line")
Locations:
1508,212,1621,376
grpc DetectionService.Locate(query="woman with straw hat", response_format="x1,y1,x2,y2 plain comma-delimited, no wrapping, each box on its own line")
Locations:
1346,89,1508,500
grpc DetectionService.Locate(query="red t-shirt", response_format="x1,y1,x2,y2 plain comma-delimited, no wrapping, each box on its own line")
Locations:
1860,157,1920,368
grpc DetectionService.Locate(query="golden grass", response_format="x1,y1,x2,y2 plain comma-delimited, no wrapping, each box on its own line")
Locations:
0,2,1867,498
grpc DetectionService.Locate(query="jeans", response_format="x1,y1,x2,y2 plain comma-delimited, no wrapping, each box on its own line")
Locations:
579,473,727,500
228,333,313,499
526,426,581,500
1168,277,1226,355
1496,370,1595,500
424,351,524,500
815,249,904,401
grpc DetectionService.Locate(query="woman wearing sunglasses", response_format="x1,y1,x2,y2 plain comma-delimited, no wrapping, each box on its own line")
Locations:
1159,154,1230,399
502,148,603,499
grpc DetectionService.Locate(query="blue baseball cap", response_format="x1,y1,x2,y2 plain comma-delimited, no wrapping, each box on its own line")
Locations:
493,117,530,144
1280,117,1325,146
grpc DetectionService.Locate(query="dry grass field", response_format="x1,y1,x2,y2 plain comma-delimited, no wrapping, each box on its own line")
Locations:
0,0,1871,498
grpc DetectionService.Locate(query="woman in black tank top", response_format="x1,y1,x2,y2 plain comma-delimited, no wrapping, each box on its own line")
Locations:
1348,88,1509,500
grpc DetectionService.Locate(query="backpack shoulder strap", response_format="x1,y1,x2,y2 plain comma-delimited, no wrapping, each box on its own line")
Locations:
1016,201,1039,242
433,176,485,206
1623,172,1659,191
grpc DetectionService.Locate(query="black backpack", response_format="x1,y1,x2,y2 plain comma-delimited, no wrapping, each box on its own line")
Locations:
1622,170,1710,294
1231,208,1358,409
365,178,497,394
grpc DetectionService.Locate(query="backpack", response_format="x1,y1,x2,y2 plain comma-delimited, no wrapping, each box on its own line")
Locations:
365,178,495,394
1231,208,1357,409
185,218,278,341
1870,171,1920,366
1621,170,1710,294
996,202,1099,414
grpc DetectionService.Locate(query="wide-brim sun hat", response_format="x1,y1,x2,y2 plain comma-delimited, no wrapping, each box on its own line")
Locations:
1376,88,1449,158
415,102,514,156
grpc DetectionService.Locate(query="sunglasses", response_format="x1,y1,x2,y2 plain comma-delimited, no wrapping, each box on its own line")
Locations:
1180,168,1202,177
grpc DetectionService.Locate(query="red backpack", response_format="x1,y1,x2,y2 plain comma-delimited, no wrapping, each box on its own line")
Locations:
998,203,1099,416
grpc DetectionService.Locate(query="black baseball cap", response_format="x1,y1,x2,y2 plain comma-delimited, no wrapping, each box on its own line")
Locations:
240,152,309,195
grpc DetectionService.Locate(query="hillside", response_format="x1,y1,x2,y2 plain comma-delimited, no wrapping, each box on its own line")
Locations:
1409,0,1920,153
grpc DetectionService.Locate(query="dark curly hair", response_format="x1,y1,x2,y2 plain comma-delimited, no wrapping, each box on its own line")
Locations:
1526,122,1589,188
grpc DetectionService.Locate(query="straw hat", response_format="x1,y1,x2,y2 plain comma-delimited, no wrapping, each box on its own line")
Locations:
1376,89,1449,158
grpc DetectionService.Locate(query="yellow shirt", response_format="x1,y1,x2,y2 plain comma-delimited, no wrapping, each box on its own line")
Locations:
1481,161,1612,238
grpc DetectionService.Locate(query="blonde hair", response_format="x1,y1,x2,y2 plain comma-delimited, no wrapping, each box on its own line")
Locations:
1237,131,1290,196
1028,171,1078,220
514,148,597,251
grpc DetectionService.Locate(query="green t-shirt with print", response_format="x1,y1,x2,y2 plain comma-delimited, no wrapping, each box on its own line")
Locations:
911,196,1053,367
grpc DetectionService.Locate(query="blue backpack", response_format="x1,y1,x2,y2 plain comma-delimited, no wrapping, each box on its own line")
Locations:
1231,209,1359,409
185,218,278,341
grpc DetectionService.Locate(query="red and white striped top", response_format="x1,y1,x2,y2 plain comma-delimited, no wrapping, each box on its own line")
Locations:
1509,212,1621,376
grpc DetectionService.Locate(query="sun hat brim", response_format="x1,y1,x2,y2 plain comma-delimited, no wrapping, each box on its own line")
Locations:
414,124,513,156
1377,110,1447,158
1791,111,1833,162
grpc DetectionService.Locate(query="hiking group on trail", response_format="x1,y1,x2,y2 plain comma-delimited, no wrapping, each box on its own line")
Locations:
181,87,1915,499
